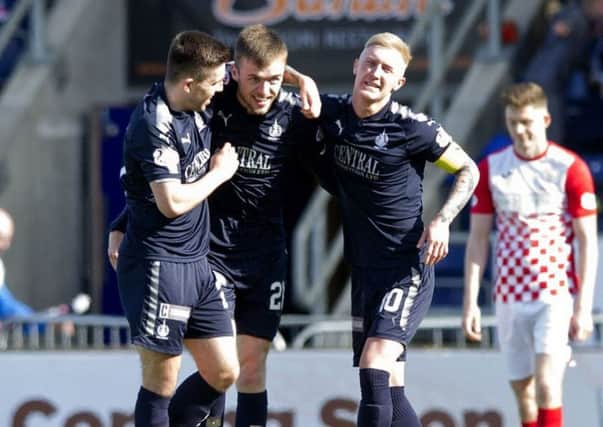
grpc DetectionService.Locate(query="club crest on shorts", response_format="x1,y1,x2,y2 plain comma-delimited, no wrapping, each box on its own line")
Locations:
156,321,170,339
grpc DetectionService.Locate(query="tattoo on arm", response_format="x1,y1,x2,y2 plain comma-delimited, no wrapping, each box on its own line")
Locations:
436,152,479,224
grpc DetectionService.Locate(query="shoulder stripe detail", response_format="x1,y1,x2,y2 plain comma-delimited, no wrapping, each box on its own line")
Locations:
278,90,299,106
153,97,173,136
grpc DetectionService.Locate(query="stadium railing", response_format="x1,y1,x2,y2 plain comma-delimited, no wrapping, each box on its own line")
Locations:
2,312,601,352
0,0,50,81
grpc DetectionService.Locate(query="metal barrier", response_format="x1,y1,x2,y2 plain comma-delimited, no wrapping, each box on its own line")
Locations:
0,314,130,351
0,0,49,66
3,312,602,352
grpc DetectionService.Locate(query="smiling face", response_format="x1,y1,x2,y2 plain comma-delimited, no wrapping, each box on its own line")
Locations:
352,44,407,107
232,55,286,115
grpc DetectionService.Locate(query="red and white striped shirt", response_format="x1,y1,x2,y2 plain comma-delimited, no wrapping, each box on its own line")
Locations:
471,142,597,303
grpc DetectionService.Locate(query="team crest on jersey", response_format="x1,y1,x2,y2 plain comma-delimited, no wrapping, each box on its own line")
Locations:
374,130,389,149
268,119,283,140
153,147,179,174
435,126,453,147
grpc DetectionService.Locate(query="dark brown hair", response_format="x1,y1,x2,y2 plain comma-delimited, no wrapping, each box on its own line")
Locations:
165,31,231,83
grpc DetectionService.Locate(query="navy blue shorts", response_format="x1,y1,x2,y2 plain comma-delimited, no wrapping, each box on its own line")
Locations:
117,256,234,355
351,253,434,366
211,251,287,341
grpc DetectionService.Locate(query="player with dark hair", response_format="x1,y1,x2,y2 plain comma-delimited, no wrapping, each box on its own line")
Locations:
109,25,322,427
299,31,479,427
116,30,239,427
463,82,598,427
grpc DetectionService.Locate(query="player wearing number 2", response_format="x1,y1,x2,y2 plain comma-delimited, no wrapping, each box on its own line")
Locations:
109,25,322,427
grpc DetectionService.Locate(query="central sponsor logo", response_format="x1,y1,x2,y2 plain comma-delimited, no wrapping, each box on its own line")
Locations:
334,144,380,180
236,146,273,175
184,149,211,182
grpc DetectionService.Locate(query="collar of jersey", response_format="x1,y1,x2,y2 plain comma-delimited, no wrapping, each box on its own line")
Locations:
347,97,393,123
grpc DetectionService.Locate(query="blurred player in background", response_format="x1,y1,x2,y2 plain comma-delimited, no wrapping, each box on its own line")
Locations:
309,32,479,427
109,24,322,427
463,82,598,427
115,30,239,427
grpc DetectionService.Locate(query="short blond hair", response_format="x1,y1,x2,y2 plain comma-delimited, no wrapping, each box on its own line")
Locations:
501,82,548,109
364,32,412,64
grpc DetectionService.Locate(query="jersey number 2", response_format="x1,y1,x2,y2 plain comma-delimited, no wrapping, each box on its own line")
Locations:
269,281,284,311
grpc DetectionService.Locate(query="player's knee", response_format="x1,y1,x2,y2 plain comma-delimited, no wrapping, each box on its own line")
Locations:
238,353,267,387
141,364,179,396
214,362,239,391
535,377,560,406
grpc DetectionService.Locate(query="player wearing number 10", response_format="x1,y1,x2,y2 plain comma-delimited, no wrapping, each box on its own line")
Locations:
313,32,480,426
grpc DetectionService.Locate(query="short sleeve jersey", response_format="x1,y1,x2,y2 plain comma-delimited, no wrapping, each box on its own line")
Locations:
471,142,597,302
319,95,450,267
119,83,213,262
209,81,318,259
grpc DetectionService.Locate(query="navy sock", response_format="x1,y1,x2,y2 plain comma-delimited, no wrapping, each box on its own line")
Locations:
235,391,268,427
357,368,392,427
135,387,170,427
168,372,222,427
202,393,225,426
390,386,421,427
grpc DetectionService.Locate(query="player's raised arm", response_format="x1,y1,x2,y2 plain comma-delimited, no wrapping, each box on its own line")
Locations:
284,65,321,118
417,142,479,265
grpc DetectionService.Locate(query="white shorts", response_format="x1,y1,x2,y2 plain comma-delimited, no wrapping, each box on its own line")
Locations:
495,297,573,380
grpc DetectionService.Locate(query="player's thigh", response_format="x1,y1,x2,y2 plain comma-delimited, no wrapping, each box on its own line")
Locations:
232,253,287,341
118,257,195,355
496,301,536,380
136,346,182,396
359,336,405,370
184,336,239,390
352,260,434,367
186,261,235,341
534,296,572,356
